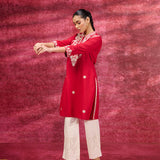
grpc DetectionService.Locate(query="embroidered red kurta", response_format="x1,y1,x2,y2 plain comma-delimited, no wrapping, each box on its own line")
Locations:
54,31,102,120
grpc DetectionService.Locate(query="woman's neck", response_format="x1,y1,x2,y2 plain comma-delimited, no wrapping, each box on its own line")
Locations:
84,25,94,35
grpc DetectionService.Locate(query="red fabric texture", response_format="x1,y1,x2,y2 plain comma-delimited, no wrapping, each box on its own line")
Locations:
55,32,102,120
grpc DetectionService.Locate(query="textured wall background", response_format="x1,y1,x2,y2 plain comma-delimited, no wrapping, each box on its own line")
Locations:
0,0,160,157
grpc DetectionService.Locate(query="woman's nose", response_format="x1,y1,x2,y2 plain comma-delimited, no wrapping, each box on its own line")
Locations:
75,25,79,29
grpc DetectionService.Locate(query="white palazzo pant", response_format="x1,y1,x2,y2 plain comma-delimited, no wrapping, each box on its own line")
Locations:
62,117,102,160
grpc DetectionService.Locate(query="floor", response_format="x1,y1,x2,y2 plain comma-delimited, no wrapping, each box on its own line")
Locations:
0,143,160,160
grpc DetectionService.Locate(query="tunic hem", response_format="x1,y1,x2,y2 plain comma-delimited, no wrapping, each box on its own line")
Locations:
60,113,99,120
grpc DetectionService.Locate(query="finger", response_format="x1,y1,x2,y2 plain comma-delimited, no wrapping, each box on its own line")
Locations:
36,43,43,48
34,44,41,50
34,47,39,54
37,50,43,55
33,46,37,52
37,47,42,52
33,47,37,54
38,47,47,55
37,48,44,55
35,46,42,54
37,47,44,55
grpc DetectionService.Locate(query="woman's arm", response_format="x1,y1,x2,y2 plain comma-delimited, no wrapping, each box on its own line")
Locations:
36,46,65,55
34,34,76,55
33,42,55,54
43,42,55,48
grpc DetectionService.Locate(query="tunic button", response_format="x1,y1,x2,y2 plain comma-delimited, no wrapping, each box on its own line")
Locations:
82,110,86,113
72,91,75,94
83,75,87,79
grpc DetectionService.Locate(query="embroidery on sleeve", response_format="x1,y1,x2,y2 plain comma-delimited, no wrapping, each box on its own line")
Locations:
65,45,72,56
65,35,83,66
70,54,82,67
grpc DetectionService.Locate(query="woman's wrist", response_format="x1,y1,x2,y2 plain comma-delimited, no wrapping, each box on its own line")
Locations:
44,42,55,48
46,47,55,53
37,46,65,54
52,47,65,53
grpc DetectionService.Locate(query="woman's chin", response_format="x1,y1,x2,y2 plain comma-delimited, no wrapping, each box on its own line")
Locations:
78,30,84,34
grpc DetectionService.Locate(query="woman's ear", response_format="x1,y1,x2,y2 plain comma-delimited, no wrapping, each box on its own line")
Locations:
86,17,90,23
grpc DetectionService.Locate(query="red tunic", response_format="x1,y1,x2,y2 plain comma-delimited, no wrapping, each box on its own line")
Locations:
54,31,102,120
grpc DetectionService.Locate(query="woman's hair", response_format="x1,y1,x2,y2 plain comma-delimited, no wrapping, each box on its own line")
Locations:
73,9,95,31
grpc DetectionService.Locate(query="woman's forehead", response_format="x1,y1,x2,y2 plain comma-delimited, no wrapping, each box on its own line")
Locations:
73,15,83,22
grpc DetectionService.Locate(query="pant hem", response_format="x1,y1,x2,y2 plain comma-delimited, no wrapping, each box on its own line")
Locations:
89,153,102,159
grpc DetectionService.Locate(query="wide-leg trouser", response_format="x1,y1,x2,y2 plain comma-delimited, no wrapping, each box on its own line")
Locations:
62,117,102,160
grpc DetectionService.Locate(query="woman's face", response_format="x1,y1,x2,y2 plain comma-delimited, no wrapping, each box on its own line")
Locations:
73,15,89,33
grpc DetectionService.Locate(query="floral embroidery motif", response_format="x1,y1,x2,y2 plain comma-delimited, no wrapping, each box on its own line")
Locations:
65,32,100,67
72,33,84,46
82,31,99,43
70,54,82,66
65,45,72,56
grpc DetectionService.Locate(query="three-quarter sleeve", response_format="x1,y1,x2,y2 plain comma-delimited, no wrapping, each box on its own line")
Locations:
53,34,76,47
65,36,102,63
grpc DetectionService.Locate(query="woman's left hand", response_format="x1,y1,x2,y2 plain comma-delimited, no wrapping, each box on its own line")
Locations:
37,46,53,55
36,45,47,55
33,43,44,54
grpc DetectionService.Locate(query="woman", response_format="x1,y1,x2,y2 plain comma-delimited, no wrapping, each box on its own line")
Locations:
34,9,102,160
